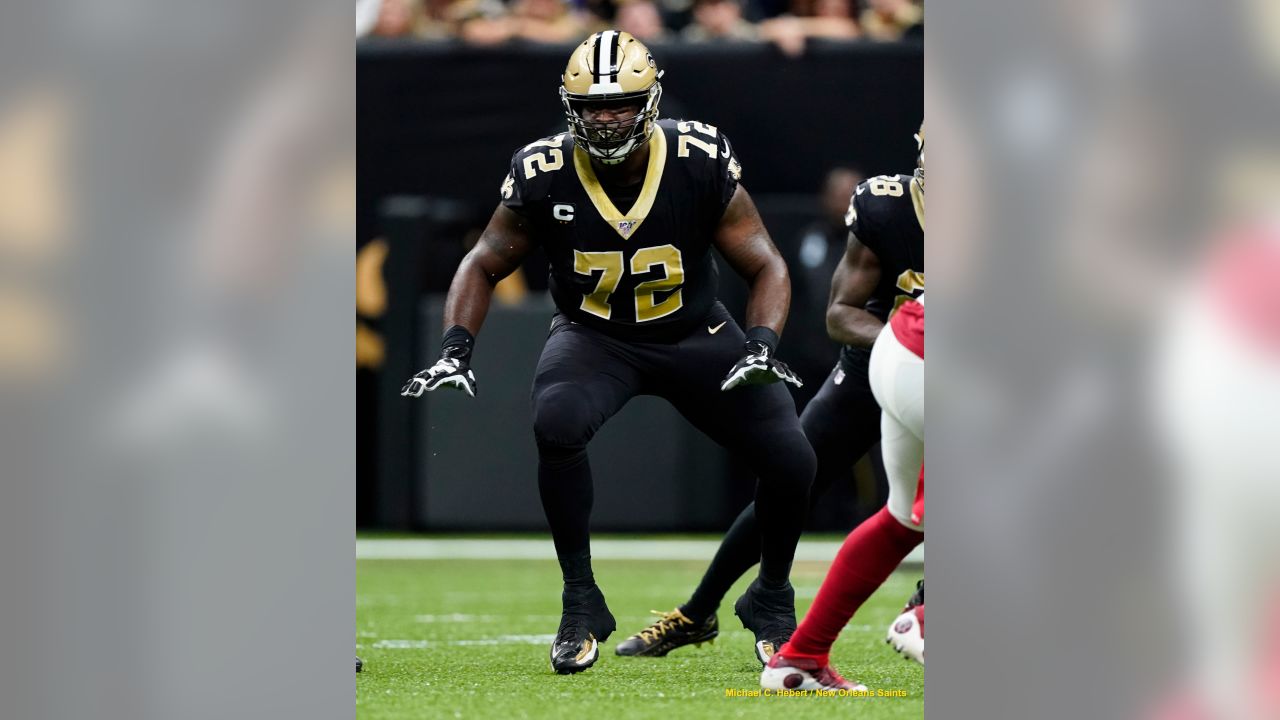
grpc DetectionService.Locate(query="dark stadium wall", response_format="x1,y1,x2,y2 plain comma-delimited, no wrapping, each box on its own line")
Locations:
357,40,923,244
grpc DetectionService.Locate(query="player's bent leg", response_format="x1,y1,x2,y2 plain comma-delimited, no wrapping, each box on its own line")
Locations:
729,414,817,663
530,323,640,673
695,363,881,619
699,386,817,664
658,310,816,663
774,506,922,667
868,322,924,528
774,332,926,670
621,363,879,660
535,385,620,673
880,415,923,529
533,379,603,573
725,384,817,576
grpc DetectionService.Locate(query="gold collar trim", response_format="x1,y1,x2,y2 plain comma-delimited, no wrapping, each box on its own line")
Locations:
573,125,667,240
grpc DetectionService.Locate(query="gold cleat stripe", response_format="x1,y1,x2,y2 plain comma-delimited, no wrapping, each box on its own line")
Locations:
575,634,598,662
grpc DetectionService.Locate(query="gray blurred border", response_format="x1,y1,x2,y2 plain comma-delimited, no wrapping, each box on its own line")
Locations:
929,1,1280,718
0,3,354,719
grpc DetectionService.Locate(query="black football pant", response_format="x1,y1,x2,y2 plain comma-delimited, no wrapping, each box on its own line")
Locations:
681,347,883,622
531,302,817,596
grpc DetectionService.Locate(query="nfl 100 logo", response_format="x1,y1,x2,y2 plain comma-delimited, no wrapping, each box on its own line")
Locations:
616,220,638,237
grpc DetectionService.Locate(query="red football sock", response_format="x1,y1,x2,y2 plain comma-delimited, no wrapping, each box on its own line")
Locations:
782,506,923,663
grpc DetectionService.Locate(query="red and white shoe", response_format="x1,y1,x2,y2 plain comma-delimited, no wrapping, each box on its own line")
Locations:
886,603,924,665
760,652,867,692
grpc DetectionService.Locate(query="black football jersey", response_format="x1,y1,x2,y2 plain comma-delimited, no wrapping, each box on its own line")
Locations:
845,172,924,323
839,172,924,370
500,118,741,342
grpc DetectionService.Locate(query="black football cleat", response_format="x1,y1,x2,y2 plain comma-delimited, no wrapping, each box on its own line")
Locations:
550,584,616,674
356,657,363,673
615,608,719,657
733,579,798,666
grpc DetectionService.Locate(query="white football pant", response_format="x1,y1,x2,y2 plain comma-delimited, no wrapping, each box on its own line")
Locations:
869,322,924,529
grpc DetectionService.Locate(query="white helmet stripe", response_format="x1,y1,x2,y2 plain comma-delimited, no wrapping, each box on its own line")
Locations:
592,34,603,83
597,31,616,85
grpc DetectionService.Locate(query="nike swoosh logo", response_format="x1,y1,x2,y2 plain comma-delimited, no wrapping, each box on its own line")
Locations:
856,185,866,195
708,321,727,334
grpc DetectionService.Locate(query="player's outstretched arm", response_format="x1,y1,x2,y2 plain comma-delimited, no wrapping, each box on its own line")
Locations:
713,185,803,391
401,205,533,399
825,234,884,348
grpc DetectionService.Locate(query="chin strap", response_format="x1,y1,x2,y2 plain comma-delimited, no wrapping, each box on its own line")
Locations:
590,136,640,164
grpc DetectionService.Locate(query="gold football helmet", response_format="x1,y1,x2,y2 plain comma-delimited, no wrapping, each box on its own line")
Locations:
560,30,663,165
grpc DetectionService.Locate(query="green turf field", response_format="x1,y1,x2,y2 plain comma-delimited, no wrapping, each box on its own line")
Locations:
357,550,923,719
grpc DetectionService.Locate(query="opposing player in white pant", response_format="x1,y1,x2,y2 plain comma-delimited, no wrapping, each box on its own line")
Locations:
870,296,925,664
870,296,924,525
762,297,925,691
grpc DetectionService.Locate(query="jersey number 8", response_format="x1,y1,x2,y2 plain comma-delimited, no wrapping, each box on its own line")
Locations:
869,176,905,197
574,244,684,322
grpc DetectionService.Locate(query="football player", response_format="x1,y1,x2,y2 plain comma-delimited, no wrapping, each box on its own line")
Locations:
617,127,925,664
762,295,924,691
401,31,816,674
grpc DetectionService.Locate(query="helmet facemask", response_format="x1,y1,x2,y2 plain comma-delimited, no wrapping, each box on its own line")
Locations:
561,82,662,165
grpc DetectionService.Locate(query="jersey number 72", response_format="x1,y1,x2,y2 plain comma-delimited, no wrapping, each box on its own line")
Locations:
574,244,684,322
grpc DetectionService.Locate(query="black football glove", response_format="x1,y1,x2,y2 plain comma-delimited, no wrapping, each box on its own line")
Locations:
720,327,803,391
401,326,477,398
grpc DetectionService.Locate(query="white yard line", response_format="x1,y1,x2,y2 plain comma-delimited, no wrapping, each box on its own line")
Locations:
357,538,923,565
365,634,559,650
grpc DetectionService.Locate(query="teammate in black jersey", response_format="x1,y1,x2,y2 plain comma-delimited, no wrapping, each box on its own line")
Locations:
400,31,815,674
617,126,925,664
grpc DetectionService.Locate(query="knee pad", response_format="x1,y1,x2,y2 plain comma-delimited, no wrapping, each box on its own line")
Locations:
532,382,597,453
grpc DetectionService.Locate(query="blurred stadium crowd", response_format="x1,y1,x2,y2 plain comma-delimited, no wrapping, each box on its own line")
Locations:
357,0,921,54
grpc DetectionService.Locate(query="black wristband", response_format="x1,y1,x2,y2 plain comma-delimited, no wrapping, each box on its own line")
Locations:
744,326,779,355
441,325,475,362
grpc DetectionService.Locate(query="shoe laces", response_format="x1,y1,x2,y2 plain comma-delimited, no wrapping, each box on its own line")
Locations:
555,616,590,647
635,609,694,643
